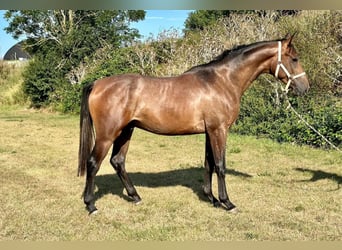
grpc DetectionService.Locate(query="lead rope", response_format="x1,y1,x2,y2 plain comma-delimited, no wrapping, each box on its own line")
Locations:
264,77,342,153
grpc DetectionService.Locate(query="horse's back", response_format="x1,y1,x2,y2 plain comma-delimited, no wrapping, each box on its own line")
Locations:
89,73,209,135
88,71,237,135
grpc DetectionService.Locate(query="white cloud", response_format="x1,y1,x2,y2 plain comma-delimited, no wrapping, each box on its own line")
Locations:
146,16,164,20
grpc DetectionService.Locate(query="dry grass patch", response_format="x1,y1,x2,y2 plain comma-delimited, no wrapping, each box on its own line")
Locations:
0,61,27,105
0,106,341,240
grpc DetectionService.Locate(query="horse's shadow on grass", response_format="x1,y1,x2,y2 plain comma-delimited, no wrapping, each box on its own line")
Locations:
94,167,252,204
294,167,341,190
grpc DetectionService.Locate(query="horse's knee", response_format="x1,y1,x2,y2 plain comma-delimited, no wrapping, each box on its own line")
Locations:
218,168,226,178
215,163,226,178
110,154,125,173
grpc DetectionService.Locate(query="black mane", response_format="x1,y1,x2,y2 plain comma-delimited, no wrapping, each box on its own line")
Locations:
186,39,279,73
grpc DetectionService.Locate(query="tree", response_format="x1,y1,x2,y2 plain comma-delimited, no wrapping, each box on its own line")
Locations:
4,10,145,50
184,10,232,32
4,10,146,108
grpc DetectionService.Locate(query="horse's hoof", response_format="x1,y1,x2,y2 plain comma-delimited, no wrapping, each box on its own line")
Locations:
228,207,239,214
87,205,98,215
129,194,142,204
88,209,98,216
134,200,142,205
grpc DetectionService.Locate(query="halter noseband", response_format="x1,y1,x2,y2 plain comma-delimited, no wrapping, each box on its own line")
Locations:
275,41,306,93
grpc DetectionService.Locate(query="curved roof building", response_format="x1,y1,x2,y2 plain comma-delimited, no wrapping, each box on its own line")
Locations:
3,42,31,61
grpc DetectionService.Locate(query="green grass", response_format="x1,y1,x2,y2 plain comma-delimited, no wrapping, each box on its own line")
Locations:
0,106,341,240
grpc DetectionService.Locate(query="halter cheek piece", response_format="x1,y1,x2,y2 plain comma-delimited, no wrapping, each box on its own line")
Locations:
275,41,306,93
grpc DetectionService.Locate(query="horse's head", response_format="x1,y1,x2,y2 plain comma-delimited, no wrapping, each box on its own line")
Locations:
273,34,310,95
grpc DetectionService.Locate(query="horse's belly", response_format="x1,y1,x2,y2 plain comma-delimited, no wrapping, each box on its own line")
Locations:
133,114,205,135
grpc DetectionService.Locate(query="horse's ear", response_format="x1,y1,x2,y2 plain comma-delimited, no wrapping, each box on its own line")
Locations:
284,32,296,46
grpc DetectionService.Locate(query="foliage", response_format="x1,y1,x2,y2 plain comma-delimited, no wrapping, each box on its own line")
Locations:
4,10,145,51
286,98,342,148
51,81,82,113
22,52,63,108
4,10,146,108
233,81,342,149
82,46,141,83
184,10,300,33
184,10,233,32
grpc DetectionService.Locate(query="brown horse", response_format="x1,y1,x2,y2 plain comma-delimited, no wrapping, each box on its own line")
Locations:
78,34,309,214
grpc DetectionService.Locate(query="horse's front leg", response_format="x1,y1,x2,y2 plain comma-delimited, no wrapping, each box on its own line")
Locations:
203,132,220,207
206,126,237,212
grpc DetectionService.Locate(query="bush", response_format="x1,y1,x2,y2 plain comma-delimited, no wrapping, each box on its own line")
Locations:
22,53,64,108
50,81,82,114
232,82,342,149
283,98,342,148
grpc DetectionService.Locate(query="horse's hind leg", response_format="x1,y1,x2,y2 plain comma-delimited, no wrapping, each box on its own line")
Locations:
83,139,112,214
110,126,141,203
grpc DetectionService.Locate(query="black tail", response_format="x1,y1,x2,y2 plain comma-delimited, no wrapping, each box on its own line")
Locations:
78,82,95,177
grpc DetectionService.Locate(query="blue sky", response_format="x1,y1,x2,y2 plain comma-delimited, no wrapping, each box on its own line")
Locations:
0,10,192,58
131,10,192,39
0,10,16,58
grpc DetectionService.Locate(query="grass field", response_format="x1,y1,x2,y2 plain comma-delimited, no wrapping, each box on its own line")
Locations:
0,105,341,241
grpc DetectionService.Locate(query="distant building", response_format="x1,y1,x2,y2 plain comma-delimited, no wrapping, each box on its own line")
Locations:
3,42,31,61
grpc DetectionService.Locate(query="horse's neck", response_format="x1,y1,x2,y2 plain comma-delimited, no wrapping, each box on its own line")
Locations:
229,42,277,94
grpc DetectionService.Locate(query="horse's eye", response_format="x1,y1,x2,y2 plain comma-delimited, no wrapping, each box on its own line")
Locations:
292,58,298,62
